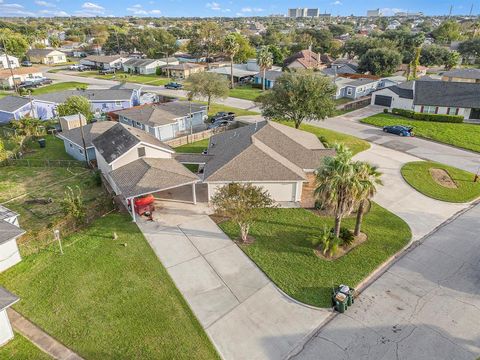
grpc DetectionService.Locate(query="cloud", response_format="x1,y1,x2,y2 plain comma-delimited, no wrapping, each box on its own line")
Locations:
0,2,36,16
39,9,70,16
241,7,252,12
331,0,342,5
126,4,162,16
81,2,104,11
380,7,406,16
150,9,161,14
237,6,264,15
206,2,221,10
35,0,56,7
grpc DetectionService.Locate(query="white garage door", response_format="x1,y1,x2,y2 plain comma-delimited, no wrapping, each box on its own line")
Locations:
251,182,296,202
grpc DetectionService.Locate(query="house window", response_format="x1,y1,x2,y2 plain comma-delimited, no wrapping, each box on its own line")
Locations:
137,147,146,157
69,143,73,148
346,88,353,96
423,105,436,114
115,101,121,106
447,107,459,115
79,148,84,154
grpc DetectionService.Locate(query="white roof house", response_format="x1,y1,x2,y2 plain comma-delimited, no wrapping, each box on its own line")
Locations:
0,54,19,70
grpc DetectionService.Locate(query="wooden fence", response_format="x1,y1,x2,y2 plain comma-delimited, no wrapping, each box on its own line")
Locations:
338,96,372,111
1,158,85,168
165,122,239,148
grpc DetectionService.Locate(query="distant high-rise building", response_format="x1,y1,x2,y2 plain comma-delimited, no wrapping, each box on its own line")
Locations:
288,8,319,18
367,9,381,17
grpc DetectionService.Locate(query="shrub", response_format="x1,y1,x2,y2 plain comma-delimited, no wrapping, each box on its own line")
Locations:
61,186,86,225
392,108,415,118
310,226,341,257
155,67,163,76
383,108,389,114
337,226,355,245
391,108,463,123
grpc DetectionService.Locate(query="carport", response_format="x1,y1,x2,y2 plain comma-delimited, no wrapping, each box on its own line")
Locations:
108,157,200,221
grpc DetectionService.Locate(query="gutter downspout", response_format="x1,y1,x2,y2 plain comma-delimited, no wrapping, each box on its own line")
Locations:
411,80,416,111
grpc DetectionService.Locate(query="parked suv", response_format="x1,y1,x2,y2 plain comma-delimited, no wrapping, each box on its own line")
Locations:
164,82,183,90
210,111,235,123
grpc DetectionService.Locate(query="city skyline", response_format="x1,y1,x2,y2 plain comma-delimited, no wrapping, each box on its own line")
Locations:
0,0,478,18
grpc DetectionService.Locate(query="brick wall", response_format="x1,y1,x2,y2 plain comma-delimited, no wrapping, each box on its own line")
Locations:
301,172,317,208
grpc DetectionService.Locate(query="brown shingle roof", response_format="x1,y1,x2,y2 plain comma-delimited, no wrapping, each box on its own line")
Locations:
284,49,324,69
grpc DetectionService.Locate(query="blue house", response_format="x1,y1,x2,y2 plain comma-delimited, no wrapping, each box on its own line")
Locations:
57,121,116,162
116,101,208,141
254,70,283,89
0,96,34,124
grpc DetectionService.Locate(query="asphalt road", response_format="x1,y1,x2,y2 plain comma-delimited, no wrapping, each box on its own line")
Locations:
291,202,480,360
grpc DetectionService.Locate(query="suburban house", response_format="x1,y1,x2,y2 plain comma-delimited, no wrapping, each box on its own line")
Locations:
441,68,480,83
207,60,262,83
32,89,140,120
92,123,199,220
334,77,380,99
0,67,44,89
162,63,204,79
283,49,329,70
0,53,19,69
116,101,208,141
122,58,179,75
200,120,335,206
254,70,283,89
322,59,359,76
26,49,67,65
0,96,34,124
0,205,24,273
57,120,116,162
371,79,480,120
80,55,128,70
0,287,19,347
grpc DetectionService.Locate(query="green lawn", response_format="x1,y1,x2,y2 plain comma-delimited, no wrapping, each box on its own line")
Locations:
201,102,259,117
0,91,12,99
22,134,73,161
279,121,370,155
76,71,171,86
219,203,411,307
174,138,210,153
31,82,87,95
0,332,51,360
0,213,218,360
229,85,263,101
401,161,480,203
361,113,480,153
334,97,352,105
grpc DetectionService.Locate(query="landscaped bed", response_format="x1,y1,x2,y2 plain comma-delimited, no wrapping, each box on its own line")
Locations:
401,161,480,203
361,113,480,153
0,332,51,360
0,213,219,360
218,203,411,307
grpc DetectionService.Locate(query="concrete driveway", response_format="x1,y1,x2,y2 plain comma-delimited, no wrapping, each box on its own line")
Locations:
137,198,329,360
292,202,480,360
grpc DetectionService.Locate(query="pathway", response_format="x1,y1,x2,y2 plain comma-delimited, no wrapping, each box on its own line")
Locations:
8,309,83,360
137,199,330,360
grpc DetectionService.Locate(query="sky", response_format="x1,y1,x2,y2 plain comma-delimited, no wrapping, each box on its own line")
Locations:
0,0,478,18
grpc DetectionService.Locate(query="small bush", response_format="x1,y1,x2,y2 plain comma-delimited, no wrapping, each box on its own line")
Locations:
383,108,389,113
392,108,415,118
338,227,355,245
310,226,342,257
155,67,163,76
391,108,463,123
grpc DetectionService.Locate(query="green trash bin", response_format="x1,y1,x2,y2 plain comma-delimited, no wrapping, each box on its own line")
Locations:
336,299,346,313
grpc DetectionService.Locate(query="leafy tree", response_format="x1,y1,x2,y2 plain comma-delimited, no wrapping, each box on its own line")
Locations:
314,144,359,238
211,183,274,243
444,51,460,70
187,21,223,68
353,162,382,236
62,186,86,225
358,48,402,76
0,29,29,58
256,70,336,129
184,72,229,112
432,20,463,44
138,28,178,59
103,30,135,54
232,33,256,63
56,95,93,120
420,44,456,68
257,46,273,91
9,117,43,137
48,35,61,48
267,44,288,66
224,33,240,89
328,24,353,37
342,37,395,59
458,38,480,62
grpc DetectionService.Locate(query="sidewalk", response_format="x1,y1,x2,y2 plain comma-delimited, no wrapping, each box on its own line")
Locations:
8,308,83,360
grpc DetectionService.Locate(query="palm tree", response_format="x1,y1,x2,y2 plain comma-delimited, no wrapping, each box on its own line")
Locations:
353,162,383,236
257,46,273,91
224,33,240,89
314,144,359,238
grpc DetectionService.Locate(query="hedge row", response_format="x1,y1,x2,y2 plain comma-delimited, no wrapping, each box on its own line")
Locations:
385,108,464,123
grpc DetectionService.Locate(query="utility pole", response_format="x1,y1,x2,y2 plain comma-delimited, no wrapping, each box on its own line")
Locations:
1,38,18,94
469,3,473,17
448,5,453,18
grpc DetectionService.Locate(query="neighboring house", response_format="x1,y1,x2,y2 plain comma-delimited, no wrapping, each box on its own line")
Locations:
0,54,19,69
0,287,19,347
27,49,67,65
201,120,335,206
207,60,262,83
80,55,128,70
334,77,380,99
0,67,43,89
0,96,34,124
0,205,24,273
284,49,327,70
377,75,407,89
57,121,116,162
122,58,179,75
371,79,480,120
93,123,199,220
59,113,87,132
116,101,208,141
254,70,283,89
32,89,140,120
162,63,204,79
441,68,480,83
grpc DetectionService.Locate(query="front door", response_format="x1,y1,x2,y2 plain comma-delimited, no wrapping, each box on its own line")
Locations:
470,108,480,120
178,118,186,132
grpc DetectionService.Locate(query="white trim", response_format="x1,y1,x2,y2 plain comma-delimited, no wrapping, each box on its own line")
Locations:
108,141,175,166
124,179,200,201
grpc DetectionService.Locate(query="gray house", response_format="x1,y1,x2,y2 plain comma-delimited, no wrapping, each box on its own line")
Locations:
334,77,380,99
0,96,34,124
116,101,208,141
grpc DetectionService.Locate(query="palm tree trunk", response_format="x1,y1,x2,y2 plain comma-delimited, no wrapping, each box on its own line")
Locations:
230,57,234,89
354,200,365,236
334,215,342,238
262,68,266,91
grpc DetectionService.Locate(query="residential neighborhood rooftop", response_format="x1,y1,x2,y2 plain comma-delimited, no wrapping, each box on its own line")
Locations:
58,121,116,148
415,80,480,107
0,219,25,245
32,89,134,103
0,286,19,311
0,96,31,113
441,68,480,80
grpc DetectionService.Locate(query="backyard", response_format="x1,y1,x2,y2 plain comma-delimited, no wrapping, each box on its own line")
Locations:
0,332,51,360
219,203,411,307
0,213,219,360
361,113,480,153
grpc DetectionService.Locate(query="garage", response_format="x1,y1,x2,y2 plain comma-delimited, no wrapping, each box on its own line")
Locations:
208,182,298,203
374,95,393,107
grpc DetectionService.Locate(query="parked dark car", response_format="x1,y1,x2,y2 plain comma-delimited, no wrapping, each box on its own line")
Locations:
208,120,232,129
383,125,414,137
18,82,39,89
99,68,115,75
164,82,183,90
41,78,53,85
21,61,33,67
210,111,235,123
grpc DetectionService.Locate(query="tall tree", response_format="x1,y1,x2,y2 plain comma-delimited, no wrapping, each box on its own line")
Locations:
224,33,240,89
232,33,256,63
314,144,359,238
184,72,229,112
257,46,273,91
211,183,274,243
256,70,336,129
432,20,463,44
353,162,382,236
0,29,29,58
188,21,223,68
358,48,402,76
